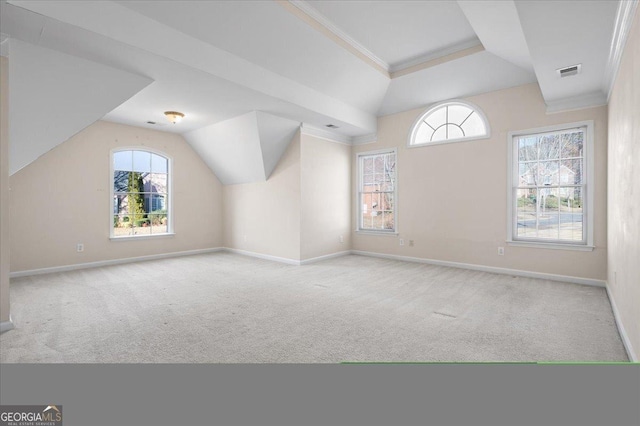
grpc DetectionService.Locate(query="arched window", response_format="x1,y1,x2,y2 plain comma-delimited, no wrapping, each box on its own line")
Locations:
111,149,171,238
408,100,489,147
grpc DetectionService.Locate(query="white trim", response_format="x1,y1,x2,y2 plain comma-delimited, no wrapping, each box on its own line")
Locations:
545,92,608,114
407,100,491,148
605,0,639,102
606,285,638,362
110,147,173,239
507,120,595,249
507,241,594,252
9,248,224,278
110,233,176,242
224,248,300,266
389,38,482,73
356,148,398,234
352,134,377,145
299,250,351,265
300,123,352,145
0,315,14,333
288,0,390,72
351,250,606,287
355,230,399,237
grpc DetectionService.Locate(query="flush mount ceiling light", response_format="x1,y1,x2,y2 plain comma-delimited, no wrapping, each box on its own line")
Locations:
164,111,185,124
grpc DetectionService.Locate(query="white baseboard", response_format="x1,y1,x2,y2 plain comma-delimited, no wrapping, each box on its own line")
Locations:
0,315,14,333
223,248,351,266
300,250,351,265
223,248,301,266
351,250,606,287
606,285,638,362
10,248,224,278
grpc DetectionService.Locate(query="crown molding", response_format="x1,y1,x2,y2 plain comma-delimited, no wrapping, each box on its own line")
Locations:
545,91,608,114
352,133,377,145
389,38,483,74
300,123,353,145
604,0,638,101
286,0,390,74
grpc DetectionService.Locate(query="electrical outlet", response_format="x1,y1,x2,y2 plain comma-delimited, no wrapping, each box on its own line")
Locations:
339,235,344,244
243,235,247,243
409,240,414,247
77,243,84,253
399,239,404,246
498,247,505,256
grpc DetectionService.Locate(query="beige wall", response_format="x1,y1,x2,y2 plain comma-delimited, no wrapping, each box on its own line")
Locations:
300,134,351,260
0,56,10,323
352,83,608,280
223,132,301,261
10,120,223,272
608,5,639,360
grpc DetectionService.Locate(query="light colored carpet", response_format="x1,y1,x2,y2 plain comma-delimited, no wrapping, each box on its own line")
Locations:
0,253,628,363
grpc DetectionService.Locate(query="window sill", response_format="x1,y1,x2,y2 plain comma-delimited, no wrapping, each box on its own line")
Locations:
507,240,594,252
110,233,175,242
355,230,399,237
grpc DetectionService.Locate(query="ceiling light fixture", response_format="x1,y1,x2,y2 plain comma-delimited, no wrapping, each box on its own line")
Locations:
164,111,185,124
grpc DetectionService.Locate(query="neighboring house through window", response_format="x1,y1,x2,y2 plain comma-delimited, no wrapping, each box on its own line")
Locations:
112,149,171,238
508,121,594,249
357,149,397,233
408,100,489,147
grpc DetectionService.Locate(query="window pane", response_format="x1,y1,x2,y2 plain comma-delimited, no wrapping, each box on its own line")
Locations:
150,173,168,193
518,136,537,162
133,151,151,173
413,122,432,145
447,104,473,125
131,213,151,236
425,106,446,129
516,188,537,238
537,160,560,185
561,130,584,158
149,214,168,234
537,211,560,240
151,153,168,173
383,211,394,230
538,134,560,160
114,171,129,192
114,150,132,171
113,215,132,237
113,195,129,215
519,162,537,186
558,186,584,241
432,125,447,142
460,112,486,138
561,159,583,184
359,151,395,232
446,124,464,139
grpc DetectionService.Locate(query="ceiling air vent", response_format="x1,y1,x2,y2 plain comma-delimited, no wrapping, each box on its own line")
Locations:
557,64,582,78
325,124,339,129
146,121,157,125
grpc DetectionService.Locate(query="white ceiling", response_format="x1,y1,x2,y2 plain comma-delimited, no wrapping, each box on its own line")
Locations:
8,39,152,175
1,0,625,181
306,0,480,70
515,0,619,111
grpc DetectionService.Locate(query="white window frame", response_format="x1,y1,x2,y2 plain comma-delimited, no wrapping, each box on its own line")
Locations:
407,99,490,148
110,147,174,240
507,121,594,251
356,148,398,235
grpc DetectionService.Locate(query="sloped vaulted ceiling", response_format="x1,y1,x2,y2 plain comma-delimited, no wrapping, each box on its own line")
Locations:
183,112,300,185
1,0,625,182
8,39,152,175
